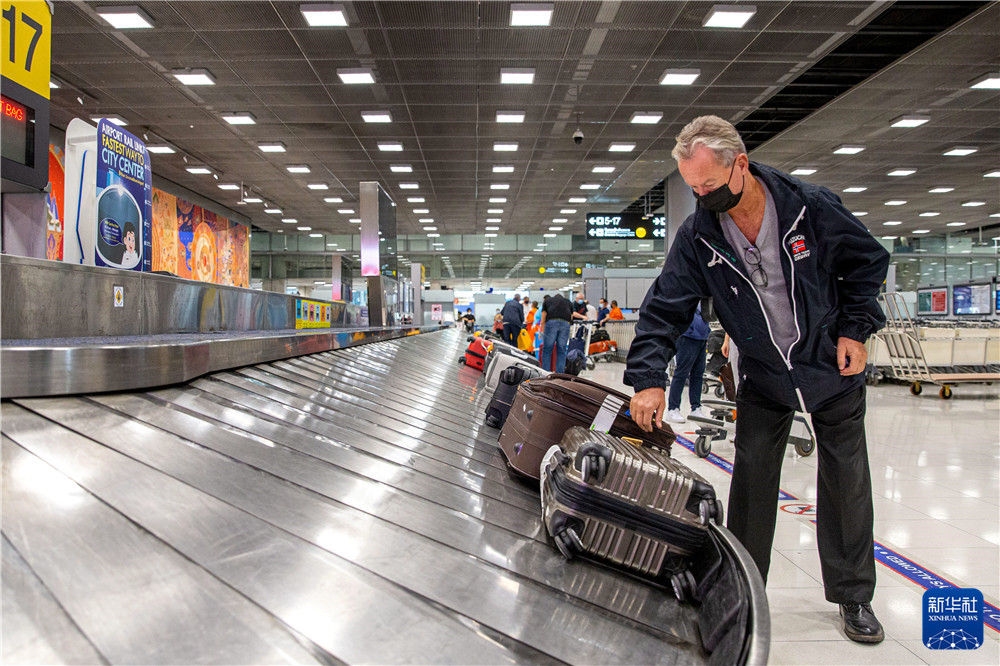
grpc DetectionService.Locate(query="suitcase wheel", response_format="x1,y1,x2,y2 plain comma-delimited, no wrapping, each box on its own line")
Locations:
575,443,613,485
670,570,697,603
485,412,501,428
698,498,724,525
553,525,584,560
458,356,466,365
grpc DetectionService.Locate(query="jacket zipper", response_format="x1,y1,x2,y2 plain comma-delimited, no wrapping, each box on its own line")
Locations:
698,204,808,411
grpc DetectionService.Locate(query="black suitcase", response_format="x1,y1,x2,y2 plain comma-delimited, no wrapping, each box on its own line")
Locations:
484,364,542,428
540,427,722,601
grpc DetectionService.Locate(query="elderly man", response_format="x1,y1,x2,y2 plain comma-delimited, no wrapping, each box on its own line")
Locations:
625,115,890,644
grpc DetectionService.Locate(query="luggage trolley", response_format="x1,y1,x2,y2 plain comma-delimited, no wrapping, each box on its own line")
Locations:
874,292,1000,399
570,321,619,370
686,400,816,459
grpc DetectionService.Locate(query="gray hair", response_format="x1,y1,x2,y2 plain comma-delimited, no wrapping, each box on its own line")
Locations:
671,115,747,167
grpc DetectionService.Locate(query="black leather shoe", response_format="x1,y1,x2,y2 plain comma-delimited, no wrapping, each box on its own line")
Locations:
840,603,885,644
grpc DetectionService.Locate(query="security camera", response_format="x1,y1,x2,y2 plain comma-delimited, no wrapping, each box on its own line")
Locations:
573,128,584,145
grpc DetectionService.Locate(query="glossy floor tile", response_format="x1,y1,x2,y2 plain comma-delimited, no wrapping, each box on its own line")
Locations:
582,359,1000,665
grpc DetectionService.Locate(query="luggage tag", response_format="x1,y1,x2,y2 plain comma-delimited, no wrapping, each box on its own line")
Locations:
590,394,624,434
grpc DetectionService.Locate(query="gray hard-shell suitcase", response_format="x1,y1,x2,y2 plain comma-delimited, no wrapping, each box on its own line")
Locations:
481,345,547,392
540,427,723,602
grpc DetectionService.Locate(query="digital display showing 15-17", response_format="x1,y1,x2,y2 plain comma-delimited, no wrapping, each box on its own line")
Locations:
1,93,34,166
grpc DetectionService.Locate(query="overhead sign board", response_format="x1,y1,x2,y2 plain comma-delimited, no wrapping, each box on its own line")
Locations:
586,213,666,239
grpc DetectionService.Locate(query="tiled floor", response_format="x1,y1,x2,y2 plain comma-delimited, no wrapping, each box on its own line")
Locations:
582,360,1000,665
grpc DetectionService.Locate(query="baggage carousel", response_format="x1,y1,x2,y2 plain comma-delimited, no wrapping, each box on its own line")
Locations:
2,328,768,664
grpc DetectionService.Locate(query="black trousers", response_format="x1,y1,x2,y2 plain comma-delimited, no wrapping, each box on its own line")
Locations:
727,382,876,604
502,323,521,347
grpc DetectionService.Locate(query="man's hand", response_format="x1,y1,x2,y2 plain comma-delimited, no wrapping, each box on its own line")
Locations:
837,336,868,376
630,387,665,433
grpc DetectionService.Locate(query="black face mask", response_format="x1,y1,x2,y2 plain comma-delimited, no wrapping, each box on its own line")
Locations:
694,161,744,213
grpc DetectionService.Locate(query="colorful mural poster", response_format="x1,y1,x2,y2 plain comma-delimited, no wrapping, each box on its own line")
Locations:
95,119,151,271
150,187,249,287
45,143,65,260
295,298,332,329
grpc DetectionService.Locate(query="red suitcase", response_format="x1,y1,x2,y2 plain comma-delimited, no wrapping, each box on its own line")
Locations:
460,336,491,371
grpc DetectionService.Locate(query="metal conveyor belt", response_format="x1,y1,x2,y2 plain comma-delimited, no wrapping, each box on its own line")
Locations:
2,328,767,665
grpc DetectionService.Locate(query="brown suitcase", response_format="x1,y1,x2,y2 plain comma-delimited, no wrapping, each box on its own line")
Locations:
497,373,674,481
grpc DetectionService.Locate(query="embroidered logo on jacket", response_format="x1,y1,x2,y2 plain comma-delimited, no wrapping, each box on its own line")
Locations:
789,234,811,261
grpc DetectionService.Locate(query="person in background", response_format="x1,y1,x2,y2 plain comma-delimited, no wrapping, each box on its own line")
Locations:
539,292,573,372
525,300,539,334
624,114,890,645
522,295,532,321
493,310,503,333
607,300,625,321
500,293,525,346
571,291,588,321
663,303,710,423
596,298,611,326
585,300,598,322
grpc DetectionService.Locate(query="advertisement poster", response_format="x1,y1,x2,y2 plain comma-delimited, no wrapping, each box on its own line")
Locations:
95,119,151,271
45,143,65,260
296,298,332,329
150,187,249,287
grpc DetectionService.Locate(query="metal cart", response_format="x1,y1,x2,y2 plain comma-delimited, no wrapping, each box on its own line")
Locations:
874,292,1000,399
687,399,816,458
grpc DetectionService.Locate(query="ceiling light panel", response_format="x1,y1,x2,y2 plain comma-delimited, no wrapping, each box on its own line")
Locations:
172,68,215,86
496,111,525,123
702,5,756,28
890,114,930,128
660,68,700,85
221,112,255,125
630,111,663,124
96,5,154,29
510,3,553,26
300,3,347,27
500,68,535,84
337,68,375,84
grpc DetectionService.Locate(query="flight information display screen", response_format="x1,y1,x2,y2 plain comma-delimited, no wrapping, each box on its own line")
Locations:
952,283,992,315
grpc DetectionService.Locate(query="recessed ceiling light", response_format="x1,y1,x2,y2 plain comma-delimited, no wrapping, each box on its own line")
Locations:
943,146,977,156
361,110,392,123
243,197,262,203
92,115,127,126
510,2,553,26
928,187,954,193
608,143,634,152
660,68,700,85
300,3,348,27
286,165,311,173
426,233,440,238
984,170,1000,178
961,201,986,207
880,236,898,240
487,218,502,223
834,145,865,155
258,142,286,153
172,68,215,86
487,208,504,214
883,221,902,226
496,111,525,123
543,233,558,238
852,211,867,216
297,226,313,231
490,183,510,190
282,218,297,224
422,226,437,231
407,197,425,203
552,218,567,223
919,212,940,217
493,165,515,173
265,209,282,215
969,72,1000,89
337,208,355,214
485,226,500,231
890,114,929,128
843,187,867,193
399,183,419,189
489,197,507,203
946,222,967,227
96,5,154,29
221,112,256,125
912,229,931,234
703,4,756,28
349,218,361,223
418,218,434,223
323,196,343,203
146,145,175,154
500,68,535,84
791,168,816,175
494,142,518,151
390,164,413,173
307,183,328,190
568,197,587,203
884,200,907,206
186,166,211,175
887,169,915,176
378,142,403,151
630,111,663,124
338,68,375,84
485,233,499,238
560,209,576,214
592,165,615,173
217,183,240,191
580,183,600,190
549,226,564,231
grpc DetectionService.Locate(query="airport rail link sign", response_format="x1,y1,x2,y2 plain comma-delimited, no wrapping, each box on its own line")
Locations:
586,213,666,239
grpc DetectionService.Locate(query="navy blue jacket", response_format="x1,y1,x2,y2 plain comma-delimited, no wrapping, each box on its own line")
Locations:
624,162,890,412
500,298,525,328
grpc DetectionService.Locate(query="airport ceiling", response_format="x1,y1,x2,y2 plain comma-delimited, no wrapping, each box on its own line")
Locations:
49,1,999,251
